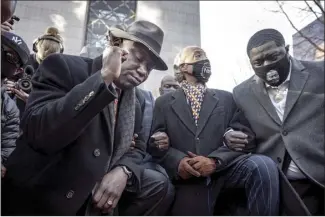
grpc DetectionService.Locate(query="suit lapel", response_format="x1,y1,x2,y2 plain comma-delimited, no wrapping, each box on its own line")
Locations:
171,90,196,135
196,89,219,136
283,59,309,122
250,76,282,125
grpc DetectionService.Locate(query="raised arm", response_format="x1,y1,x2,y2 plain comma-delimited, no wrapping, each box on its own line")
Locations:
21,54,117,155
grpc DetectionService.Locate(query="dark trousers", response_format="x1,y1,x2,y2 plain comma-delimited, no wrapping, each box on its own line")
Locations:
290,179,324,215
118,168,174,216
77,168,175,216
217,155,280,215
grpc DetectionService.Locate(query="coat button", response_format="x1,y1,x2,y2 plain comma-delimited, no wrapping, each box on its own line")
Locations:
66,190,74,199
277,157,282,163
282,131,288,136
74,105,80,111
93,149,100,157
196,138,199,141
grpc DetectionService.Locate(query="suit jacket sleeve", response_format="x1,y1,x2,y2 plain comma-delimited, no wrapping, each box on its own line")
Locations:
22,54,117,155
227,93,256,153
207,91,255,168
148,96,187,179
114,132,146,192
140,90,155,144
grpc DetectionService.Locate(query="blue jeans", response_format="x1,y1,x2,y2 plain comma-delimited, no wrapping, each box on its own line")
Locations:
220,155,280,215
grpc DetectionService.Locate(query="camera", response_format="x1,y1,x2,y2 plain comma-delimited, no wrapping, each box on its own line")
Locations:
8,15,20,25
15,65,34,92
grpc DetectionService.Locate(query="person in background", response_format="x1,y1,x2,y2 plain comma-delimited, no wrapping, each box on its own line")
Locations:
159,74,180,96
227,28,324,215
29,26,64,70
149,45,280,216
1,31,30,178
7,27,63,119
2,20,174,216
1,0,17,25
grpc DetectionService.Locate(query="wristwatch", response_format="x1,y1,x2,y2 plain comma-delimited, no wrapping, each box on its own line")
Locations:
121,166,132,179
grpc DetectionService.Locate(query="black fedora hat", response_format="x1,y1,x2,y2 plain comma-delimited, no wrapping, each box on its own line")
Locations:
109,20,168,71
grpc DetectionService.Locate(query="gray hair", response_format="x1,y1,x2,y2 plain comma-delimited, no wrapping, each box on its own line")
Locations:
173,51,185,83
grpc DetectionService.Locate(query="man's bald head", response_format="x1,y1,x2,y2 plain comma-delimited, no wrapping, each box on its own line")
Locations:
159,75,180,96
160,75,177,86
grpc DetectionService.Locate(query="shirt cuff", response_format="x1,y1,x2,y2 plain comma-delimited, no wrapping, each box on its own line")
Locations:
223,128,234,146
223,128,234,137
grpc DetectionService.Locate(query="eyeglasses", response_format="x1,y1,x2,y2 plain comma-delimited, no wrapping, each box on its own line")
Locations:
1,46,22,68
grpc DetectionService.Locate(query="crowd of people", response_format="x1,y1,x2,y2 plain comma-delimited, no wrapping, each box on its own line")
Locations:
1,0,324,216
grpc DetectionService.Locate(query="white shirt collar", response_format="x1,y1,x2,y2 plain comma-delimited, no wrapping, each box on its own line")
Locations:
265,60,292,88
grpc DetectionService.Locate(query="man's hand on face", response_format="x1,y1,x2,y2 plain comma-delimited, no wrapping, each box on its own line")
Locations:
1,21,13,32
92,167,128,213
187,152,217,177
178,157,201,180
101,46,128,85
224,130,248,151
150,132,169,150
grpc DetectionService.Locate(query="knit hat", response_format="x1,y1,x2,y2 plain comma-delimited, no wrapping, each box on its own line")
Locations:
247,28,285,56
1,31,30,65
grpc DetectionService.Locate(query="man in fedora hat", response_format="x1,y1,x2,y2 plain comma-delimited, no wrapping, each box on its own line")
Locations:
2,20,174,215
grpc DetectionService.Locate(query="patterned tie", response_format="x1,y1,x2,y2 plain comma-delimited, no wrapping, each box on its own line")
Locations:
180,81,206,126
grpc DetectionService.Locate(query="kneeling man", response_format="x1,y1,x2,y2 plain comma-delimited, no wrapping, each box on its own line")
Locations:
149,46,280,216
229,28,324,215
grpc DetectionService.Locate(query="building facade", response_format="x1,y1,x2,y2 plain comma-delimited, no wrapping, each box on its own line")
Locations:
292,16,324,61
12,1,201,97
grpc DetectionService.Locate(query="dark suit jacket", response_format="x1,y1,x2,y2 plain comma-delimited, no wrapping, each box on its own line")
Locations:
148,88,255,215
149,88,255,179
232,58,324,215
2,53,147,215
233,58,324,188
138,89,155,144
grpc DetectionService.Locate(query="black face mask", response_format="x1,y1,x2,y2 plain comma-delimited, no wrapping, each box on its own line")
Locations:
190,59,211,83
254,54,290,86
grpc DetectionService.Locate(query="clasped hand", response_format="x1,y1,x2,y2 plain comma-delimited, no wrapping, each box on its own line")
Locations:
178,151,217,180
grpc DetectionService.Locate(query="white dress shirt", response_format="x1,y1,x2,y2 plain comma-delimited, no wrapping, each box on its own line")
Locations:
265,61,306,180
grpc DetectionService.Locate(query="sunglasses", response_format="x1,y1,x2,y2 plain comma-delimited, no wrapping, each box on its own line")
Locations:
1,46,22,68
